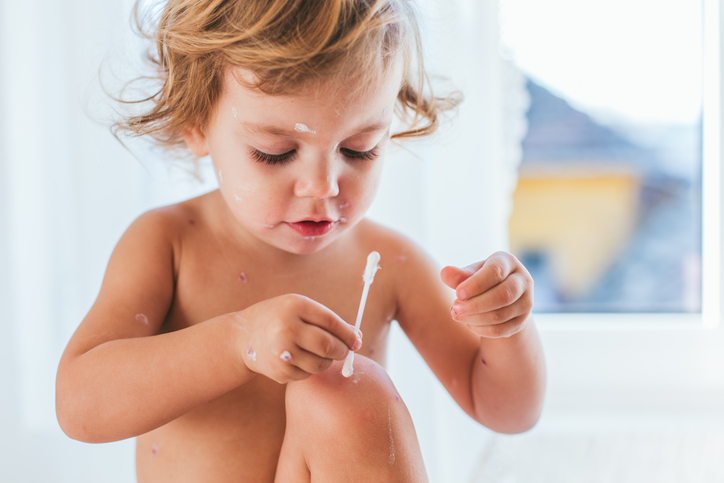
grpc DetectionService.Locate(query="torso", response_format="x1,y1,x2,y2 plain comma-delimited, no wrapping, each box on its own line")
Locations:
136,191,407,482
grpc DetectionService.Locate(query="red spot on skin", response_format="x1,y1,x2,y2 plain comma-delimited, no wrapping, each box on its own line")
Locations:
395,255,407,262
238,272,247,283
187,219,195,225
368,346,376,356
151,443,159,455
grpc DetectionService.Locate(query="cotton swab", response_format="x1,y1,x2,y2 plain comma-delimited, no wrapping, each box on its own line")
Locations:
341,251,381,377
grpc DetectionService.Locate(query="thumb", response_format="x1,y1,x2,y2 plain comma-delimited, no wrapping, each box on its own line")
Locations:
440,262,483,290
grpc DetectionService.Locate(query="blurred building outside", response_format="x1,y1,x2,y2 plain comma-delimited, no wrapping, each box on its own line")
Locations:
509,78,702,313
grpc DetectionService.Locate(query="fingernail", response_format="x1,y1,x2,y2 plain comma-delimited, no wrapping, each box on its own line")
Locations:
457,288,468,300
352,338,362,351
450,306,458,319
453,302,464,315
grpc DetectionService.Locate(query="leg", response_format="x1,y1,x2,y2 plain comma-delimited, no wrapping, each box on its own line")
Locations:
275,355,428,483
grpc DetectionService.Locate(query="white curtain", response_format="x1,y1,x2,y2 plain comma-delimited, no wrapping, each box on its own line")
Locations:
0,0,525,481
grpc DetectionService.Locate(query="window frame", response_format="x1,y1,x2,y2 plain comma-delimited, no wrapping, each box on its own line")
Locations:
527,0,724,427
535,0,721,332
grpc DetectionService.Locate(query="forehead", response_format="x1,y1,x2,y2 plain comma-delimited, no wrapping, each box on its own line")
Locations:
224,58,403,100
218,66,403,124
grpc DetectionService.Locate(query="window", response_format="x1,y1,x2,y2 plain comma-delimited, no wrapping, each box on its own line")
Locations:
501,0,705,314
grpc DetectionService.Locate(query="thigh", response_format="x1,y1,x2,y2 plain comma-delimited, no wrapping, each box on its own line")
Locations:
274,419,311,483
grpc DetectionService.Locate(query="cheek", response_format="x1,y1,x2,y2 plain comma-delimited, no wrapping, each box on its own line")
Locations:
217,169,284,220
342,164,383,213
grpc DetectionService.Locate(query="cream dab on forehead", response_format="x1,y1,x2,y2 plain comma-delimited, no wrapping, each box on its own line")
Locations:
294,123,317,134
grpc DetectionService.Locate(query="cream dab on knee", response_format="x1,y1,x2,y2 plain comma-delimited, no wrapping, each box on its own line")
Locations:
342,251,381,377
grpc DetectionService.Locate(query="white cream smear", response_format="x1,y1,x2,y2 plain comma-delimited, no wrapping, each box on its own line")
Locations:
232,107,237,118
387,406,395,464
294,123,316,134
233,194,243,203
218,170,224,183
342,251,381,377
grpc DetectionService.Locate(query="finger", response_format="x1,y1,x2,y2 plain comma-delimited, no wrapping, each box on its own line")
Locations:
440,263,481,290
295,324,353,361
456,252,517,301
272,345,334,376
453,271,529,315
273,357,312,383
292,295,360,350
466,314,530,338
288,345,335,374
450,294,532,327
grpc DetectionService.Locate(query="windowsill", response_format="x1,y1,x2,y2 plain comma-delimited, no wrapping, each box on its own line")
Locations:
535,312,717,331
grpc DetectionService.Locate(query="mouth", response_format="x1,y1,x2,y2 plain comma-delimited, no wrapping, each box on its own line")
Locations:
286,219,336,237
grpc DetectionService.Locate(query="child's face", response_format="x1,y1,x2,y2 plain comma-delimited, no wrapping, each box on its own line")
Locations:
184,66,402,255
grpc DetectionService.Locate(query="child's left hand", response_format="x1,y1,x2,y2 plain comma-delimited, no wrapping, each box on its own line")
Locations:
441,251,534,338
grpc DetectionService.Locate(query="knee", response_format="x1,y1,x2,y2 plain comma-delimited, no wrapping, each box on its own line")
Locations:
285,355,404,435
283,356,427,479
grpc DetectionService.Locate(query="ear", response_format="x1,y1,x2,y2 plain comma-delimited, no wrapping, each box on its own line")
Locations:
182,125,210,157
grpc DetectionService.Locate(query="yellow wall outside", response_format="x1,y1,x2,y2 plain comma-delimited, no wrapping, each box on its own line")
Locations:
509,171,640,298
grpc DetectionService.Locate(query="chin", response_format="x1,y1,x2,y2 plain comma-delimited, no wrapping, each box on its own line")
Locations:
283,237,336,255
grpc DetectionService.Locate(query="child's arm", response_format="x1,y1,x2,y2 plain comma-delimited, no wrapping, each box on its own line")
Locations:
56,209,359,443
394,243,545,434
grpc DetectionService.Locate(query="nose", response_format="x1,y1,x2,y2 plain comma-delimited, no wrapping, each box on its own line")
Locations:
294,161,340,199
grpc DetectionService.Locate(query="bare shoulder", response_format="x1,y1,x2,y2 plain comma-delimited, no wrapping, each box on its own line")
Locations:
60,192,217,359
353,218,439,275
351,219,443,308
133,192,211,235
125,191,216,256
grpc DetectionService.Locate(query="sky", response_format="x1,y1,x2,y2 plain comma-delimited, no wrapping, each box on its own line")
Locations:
499,0,703,126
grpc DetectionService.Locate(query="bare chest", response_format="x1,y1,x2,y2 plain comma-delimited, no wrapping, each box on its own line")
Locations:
163,233,397,365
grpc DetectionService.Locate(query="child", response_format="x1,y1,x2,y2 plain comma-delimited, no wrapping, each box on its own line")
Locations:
56,0,546,481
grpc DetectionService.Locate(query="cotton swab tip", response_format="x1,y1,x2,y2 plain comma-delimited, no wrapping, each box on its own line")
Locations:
363,251,381,283
342,351,355,377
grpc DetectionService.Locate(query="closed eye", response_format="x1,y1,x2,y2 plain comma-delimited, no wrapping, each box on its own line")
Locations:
251,147,380,165
250,149,296,165
340,147,380,160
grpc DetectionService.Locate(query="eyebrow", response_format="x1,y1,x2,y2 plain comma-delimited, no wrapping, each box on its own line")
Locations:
240,121,390,137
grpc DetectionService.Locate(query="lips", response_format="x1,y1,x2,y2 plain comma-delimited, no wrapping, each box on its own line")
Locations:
286,220,335,237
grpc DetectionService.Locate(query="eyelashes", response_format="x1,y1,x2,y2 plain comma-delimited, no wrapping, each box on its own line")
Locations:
250,147,380,166
250,149,296,165
340,147,380,161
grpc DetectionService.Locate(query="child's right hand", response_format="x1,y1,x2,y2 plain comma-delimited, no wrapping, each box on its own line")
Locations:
234,294,362,384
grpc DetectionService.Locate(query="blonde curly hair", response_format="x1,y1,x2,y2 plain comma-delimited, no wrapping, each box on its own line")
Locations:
113,0,460,162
